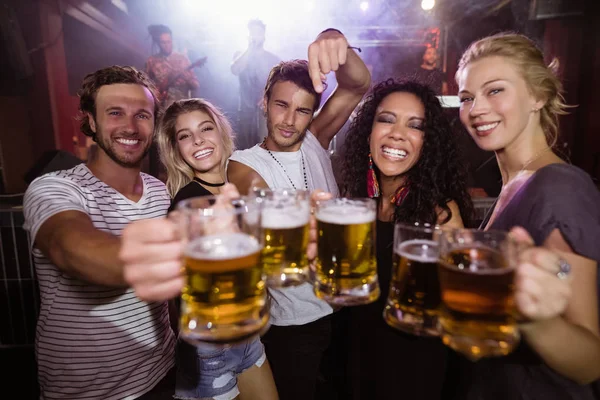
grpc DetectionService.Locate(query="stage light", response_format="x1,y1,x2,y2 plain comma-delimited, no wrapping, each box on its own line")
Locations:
306,1,315,11
360,1,369,11
421,0,435,11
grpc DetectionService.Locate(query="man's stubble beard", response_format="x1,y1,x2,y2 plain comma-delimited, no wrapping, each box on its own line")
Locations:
94,125,152,168
265,114,308,151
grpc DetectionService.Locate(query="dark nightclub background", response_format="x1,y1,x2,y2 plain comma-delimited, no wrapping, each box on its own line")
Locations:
0,0,597,397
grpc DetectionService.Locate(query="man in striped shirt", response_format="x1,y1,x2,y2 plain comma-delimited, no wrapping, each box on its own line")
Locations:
23,66,176,400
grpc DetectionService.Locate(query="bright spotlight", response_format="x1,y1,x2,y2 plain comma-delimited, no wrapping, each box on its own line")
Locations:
360,1,369,12
306,1,314,11
421,0,435,11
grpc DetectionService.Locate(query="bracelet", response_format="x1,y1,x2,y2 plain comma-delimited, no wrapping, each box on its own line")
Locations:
320,28,343,35
320,28,362,53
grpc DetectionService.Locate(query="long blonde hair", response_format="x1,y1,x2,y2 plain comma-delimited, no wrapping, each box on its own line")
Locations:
157,98,236,196
456,32,570,148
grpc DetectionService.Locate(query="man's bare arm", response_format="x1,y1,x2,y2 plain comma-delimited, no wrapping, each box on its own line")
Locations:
308,30,371,149
35,210,126,286
227,160,269,195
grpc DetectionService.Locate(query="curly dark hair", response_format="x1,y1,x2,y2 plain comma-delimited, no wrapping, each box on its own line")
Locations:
340,78,473,226
148,24,172,42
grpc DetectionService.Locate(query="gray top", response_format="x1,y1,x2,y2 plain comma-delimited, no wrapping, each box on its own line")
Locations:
456,163,600,400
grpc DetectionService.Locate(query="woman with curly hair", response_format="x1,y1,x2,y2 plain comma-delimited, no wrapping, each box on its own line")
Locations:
339,79,473,399
340,79,473,225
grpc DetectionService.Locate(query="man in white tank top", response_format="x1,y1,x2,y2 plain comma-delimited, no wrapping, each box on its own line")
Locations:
228,28,371,400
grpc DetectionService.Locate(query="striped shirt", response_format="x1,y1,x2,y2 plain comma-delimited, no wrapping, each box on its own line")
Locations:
23,164,176,400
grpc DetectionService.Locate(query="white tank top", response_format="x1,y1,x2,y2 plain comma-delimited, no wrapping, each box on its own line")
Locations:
229,131,339,326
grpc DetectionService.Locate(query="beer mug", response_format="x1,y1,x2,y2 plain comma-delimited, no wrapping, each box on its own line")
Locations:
252,188,310,287
176,195,268,344
384,222,442,337
438,229,520,360
314,198,379,306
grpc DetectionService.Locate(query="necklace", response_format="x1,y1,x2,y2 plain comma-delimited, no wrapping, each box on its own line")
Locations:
518,146,552,174
264,147,309,190
194,177,225,187
504,146,552,186
487,146,552,229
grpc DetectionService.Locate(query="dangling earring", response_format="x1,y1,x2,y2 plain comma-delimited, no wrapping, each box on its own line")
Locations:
367,152,380,198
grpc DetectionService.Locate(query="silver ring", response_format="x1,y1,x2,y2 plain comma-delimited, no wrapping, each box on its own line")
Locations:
556,258,571,280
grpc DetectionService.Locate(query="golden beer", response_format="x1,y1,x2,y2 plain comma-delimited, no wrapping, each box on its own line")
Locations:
314,199,379,306
261,208,310,287
438,245,519,360
384,239,441,336
180,232,268,344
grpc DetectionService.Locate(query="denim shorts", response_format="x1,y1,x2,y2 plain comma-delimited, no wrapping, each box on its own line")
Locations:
174,335,266,400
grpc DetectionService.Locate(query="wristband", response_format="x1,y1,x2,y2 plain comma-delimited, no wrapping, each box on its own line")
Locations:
320,28,343,35
320,28,362,53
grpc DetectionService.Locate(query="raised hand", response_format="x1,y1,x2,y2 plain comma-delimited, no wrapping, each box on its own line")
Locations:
510,226,572,322
120,217,185,302
121,184,241,302
307,29,349,93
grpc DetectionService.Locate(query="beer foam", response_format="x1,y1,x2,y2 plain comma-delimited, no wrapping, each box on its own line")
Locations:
261,203,310,229
185,232,261,260
396,239,439,262
316,205,376,225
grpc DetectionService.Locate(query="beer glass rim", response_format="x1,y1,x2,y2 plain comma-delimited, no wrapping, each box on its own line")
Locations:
395,221,445,234
439,228,510,241
251,187,309,197
316,197,376,207
176,195,260,216
439,228,517,273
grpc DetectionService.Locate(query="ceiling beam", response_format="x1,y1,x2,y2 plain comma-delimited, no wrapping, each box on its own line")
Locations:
63,0,146,59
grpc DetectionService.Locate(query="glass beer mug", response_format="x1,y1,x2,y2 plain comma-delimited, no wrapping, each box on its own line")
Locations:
437,229,520,360
176,195,269,344
252,188,311,287
313,198,379,306
384,222,442,337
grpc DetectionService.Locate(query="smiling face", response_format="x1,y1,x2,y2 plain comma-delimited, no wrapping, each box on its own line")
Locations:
369,91,425,179
89,83,155,168
458,56,543,152
264,80,315,151
175,110,223,175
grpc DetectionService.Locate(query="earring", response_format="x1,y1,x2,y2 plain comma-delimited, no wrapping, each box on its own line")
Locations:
367,152,380,198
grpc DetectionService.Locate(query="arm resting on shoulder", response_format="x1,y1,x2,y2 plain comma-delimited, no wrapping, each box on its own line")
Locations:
35,210,126,287
520,228,600,384
310,48,371,149
227,160,269,195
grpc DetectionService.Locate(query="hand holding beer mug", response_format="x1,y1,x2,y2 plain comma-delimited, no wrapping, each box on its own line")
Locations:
438,229,520,360
314,198,379,305
384,223,442,337
253,188,310,287
177,195,268,344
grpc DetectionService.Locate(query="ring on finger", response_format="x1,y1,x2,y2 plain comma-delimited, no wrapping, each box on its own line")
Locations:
556,258,571,280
